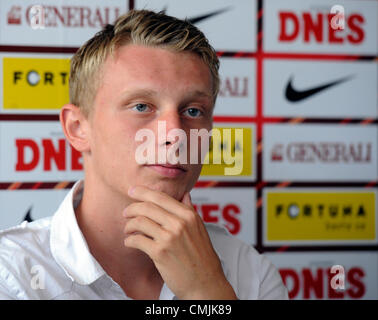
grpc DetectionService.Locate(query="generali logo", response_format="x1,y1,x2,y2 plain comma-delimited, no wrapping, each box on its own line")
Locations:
7,6,22,25
270,142,372,163
218,76,249,98
6,4,121,28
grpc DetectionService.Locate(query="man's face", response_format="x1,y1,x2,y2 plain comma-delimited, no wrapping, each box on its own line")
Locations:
86,44,214,201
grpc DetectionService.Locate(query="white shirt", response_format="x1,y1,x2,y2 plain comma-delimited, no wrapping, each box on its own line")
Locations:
0,181,288,300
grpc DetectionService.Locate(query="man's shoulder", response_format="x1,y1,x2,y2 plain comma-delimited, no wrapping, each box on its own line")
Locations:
0,218,53,298
0,217,52,251
0,217,70,299
0,217,53,270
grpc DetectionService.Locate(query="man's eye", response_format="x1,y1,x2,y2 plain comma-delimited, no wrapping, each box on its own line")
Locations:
132,103,150,112
183,108,202,118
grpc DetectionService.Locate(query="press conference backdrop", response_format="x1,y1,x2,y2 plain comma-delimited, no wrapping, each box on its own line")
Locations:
0,0,377,300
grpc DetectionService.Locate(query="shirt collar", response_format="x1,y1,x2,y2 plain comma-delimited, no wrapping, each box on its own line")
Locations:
50,180,105,285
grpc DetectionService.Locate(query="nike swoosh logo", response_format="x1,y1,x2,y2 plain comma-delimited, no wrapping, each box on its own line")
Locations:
23,206,34,223
161,7,231,25
187,7,231,24
285,75,354,103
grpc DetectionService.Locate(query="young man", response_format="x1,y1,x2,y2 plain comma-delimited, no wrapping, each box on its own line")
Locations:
0,10,288,300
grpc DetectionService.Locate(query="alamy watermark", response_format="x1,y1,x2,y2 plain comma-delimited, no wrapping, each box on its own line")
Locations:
29,5,45,30
330,265,345,290
134,121,244,176
330,5,345,30
30,265,45,290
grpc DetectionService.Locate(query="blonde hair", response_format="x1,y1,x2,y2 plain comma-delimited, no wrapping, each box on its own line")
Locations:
69,9,220,117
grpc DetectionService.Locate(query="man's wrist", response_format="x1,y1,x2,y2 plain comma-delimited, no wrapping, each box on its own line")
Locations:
180,279,238,300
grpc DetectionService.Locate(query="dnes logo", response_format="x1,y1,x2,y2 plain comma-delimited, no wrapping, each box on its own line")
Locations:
15,138,82,172
280,267,365,299
279,11,364,44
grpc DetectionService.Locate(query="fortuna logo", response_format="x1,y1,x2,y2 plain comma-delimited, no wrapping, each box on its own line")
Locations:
266,190,376,242
275,203,366,219
285,75,353,102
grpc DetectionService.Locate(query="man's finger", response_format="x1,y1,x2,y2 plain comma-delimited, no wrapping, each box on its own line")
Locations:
124,233,156,257
128,186,191,219
124,201,185,231
124,215,165,240
181,192,193,208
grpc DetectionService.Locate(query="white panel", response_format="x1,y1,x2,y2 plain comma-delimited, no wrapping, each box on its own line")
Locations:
215,57,256,117
191,187,256,245
0,0,127,47
264,0,378,54
263,59,378,118
263,124,378,181
267,252,378,300
0,121,84,182
0,189,69,230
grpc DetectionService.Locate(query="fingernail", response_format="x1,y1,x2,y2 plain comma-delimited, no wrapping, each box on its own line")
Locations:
128,186,135,196
122,208,127,217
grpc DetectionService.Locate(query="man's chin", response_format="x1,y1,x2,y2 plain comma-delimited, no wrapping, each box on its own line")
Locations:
151,183,184,200
135,179,187,201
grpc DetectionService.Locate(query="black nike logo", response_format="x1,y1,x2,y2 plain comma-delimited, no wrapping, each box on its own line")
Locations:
161,6,231,25
285,75,354,103
23,206,34,223
187,7,231,24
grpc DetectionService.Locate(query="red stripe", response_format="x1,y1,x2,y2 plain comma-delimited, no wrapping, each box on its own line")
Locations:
262,52,362,60
31,182,42,190
257,30,263,41
194,181,219,188
256,55,263,141
256,181,267,190
276,246,289,253
0,45,77,54
258,9,263,20
213,116,255,123
262,117,287,123
0,114,59,121
233,52,244,58
360,118,375,125
339,118,352,125
365,181,378,188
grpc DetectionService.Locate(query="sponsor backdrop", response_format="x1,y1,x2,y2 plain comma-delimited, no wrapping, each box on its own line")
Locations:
0,0,376,299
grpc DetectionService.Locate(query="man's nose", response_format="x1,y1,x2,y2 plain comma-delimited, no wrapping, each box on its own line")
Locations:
157,110,184,146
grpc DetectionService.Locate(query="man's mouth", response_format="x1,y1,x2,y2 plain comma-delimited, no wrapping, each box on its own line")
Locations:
144,164,187,178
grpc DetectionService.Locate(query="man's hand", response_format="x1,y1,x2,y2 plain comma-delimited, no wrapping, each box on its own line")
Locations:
122,185,237,300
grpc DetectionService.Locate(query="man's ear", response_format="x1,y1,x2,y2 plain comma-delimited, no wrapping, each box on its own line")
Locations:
60,104,91,153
